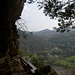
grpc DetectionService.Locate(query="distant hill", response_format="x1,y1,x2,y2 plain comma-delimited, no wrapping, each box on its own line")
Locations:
18,29,75,56
33,29,75,46
18,29,51,55
33,29,60,39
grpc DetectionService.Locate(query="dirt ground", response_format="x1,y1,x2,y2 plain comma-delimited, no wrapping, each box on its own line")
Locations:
52,66,75,75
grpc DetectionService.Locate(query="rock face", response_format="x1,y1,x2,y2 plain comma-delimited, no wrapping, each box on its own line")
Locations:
0,0,26,57
0,0,26,74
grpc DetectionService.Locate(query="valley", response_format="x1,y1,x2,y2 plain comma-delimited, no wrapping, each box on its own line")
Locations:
18,29,75,74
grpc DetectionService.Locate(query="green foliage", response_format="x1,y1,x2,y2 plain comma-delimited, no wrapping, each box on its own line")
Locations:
19,29,75,68
54,56,75,68
24,52,75,69
31,56,44,68
36,50,75,68
18,29,51,55
54,60,71,67
25,54,44,68
51,47,64,55
49,32,75,57
18,49,23,57
65,56,75,63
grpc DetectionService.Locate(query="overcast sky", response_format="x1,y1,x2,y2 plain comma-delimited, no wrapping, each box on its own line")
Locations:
21,2,59,31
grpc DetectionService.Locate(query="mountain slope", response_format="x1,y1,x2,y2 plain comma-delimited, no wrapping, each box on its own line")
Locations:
18,30,51,55
18,29,75,57
49,31,75,47
33,29,60,38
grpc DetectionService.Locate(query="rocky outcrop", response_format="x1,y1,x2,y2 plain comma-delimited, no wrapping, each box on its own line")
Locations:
0,0,26,57
0,0,26,74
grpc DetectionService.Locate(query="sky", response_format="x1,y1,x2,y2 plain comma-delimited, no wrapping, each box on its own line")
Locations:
21,2,59,31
